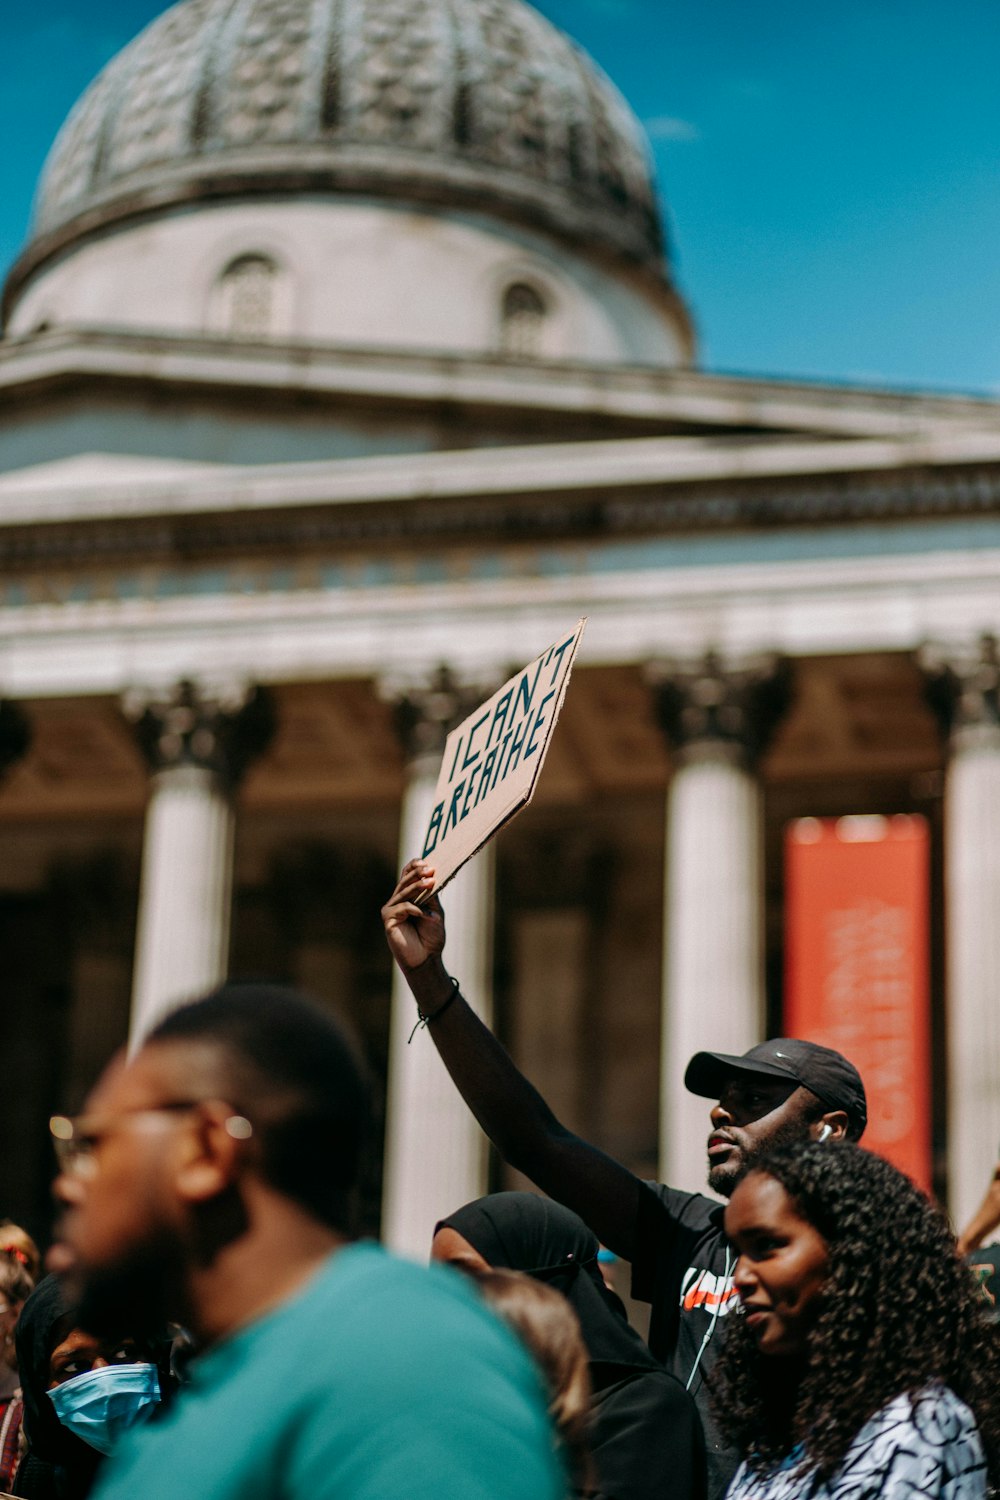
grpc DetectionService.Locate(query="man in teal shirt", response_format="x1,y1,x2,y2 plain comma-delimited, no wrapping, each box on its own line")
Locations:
47,984,563,1500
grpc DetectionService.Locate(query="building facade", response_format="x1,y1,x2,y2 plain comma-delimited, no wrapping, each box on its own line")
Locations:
2,0,999,1250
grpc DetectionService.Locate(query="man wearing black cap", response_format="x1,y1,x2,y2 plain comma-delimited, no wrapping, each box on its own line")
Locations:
383,862,869,1500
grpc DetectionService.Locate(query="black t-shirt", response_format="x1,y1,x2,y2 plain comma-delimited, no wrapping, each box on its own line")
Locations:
589,1366,706,1500
630,1182,739,1500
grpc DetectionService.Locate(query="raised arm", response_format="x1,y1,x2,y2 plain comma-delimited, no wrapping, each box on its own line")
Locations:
382,859,643,1260
957,1153,1000,1256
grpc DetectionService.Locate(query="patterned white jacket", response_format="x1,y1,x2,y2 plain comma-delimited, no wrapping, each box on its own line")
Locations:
726,1383,986,1500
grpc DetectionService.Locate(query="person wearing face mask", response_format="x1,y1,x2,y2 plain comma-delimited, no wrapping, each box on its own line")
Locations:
716,1140,1000,1500
12,1277,167,1500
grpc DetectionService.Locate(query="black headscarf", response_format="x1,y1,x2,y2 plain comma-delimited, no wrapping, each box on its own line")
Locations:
436,1192,660,1374
438,1193,706,1500
13,1276,102,1499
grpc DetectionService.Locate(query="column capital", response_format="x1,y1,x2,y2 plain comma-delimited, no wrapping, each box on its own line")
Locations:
123,678,275,789
920,634,1000,749
648,650,792,769
382,664,493,768
0,700,30,779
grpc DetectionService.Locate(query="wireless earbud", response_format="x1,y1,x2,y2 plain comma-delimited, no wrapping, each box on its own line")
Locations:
818,1123,833,1143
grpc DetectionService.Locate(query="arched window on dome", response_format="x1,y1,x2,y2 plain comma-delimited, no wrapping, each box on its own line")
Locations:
499,282,548,358
212,254,284,338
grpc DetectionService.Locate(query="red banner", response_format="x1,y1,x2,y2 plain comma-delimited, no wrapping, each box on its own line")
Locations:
784,815,931,1191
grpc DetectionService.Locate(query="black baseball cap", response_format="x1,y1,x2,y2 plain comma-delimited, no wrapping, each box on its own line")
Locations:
684,1038,867,1140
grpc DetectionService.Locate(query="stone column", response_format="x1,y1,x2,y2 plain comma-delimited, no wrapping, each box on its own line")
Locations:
652,653,790,1190
125,679,274,1046
922,634,1000,1225
381,667,496,1259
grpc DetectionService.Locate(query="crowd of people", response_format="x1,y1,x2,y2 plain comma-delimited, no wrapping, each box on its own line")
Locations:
0,854,998,1499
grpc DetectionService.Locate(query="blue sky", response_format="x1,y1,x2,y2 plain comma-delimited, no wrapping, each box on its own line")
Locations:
4,0,1000,392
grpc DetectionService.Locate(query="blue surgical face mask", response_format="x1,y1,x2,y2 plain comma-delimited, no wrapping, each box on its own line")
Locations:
48,1362,161,1456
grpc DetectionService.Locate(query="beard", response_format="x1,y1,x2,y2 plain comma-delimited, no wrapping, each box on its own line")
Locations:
707,1112,813,1198
68,1236,181,1344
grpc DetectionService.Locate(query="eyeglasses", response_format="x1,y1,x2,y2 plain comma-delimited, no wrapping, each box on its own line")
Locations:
50,1103,252,1178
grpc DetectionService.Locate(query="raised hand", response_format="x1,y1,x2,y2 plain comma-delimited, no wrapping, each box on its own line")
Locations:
381,859,445,975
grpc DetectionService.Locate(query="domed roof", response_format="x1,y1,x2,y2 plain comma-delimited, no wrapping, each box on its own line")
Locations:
25,0,667,278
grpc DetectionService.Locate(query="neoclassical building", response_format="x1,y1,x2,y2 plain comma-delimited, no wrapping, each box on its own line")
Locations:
2,0,999,1252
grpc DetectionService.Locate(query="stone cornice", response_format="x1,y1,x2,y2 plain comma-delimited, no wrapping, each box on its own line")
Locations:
4,333,1000,564
3,454,1000,571
1,453,1000,570
2,329,999,436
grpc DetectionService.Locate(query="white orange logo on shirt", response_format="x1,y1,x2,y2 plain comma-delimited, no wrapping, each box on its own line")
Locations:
680,1266,739,1315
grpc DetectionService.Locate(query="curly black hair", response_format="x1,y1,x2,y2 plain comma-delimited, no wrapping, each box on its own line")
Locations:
713,1140,1000,1491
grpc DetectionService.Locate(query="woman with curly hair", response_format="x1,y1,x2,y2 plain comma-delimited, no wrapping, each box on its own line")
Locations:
715,1139,1000,1500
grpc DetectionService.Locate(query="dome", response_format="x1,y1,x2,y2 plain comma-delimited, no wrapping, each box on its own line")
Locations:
20,0,667,285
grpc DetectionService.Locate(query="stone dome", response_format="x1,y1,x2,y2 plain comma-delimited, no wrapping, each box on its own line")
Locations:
22,0,668,286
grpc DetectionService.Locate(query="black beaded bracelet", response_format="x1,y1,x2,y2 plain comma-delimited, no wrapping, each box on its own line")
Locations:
408,976,461,1044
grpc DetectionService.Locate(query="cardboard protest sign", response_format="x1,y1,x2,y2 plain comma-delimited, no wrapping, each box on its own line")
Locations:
422,619,587,893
